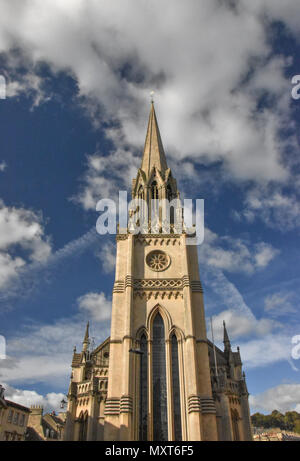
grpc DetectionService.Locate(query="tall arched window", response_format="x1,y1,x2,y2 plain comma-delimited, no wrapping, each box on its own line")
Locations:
151,181,159,200
138,185,144,200
139,334,148,441
138,185,145,225
171,334,182,440
150,181,159,225
166,184,175,225
78,411,88,441
152,313,168,440
166,184,172,201
231,409,240,441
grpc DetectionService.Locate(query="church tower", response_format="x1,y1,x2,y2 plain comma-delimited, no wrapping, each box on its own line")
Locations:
103,102,218,441
64,102,253,442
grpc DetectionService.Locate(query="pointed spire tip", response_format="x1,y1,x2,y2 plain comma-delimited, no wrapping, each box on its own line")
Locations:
141,101,168,177
83,321,89,343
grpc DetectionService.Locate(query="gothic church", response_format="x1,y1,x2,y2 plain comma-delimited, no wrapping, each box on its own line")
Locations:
64,103,252,441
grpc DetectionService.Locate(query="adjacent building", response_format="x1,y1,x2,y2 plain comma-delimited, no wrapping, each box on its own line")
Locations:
0,398,30,441
26,405,66,441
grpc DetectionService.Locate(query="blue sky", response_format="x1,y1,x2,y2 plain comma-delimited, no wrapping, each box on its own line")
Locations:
0,0,300,414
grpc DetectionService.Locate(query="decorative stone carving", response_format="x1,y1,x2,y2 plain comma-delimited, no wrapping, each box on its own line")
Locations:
134,278,182,290
135,235,181,246
114,276,203,294
146,250,170,271
134,291,183,300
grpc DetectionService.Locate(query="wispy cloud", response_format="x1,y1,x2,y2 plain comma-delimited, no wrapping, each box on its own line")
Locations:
0,227,98,304
1,312,110,387
200,228,279,275
264,292,297,318
95,239,116,274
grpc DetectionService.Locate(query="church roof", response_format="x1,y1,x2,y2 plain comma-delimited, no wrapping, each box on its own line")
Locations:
140,102,168,178
91,336,110,356
71,352,82,367
5,400,31,412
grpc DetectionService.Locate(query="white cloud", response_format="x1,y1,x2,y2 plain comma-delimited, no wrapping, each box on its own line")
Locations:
254,242,280,268
0,161,7,172
211,309,277,343
0,252,25,289
239,333,297,370
78,291,111,322
243,187,300,231
1,313,110,386
0,200,51,261
200,228,279,274
96,240,116,274
0,200,51,290
2,382,65,413
76,150,139,210
250,383,300,413
0,0,297,190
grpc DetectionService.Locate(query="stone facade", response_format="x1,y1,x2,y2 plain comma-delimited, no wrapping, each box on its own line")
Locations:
26,406,66,441
64,103,252,441
0,398,30,441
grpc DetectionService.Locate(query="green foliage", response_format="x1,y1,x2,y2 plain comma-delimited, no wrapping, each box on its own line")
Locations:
251,410,300,434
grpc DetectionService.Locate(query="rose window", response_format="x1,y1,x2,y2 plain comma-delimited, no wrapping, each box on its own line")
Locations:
146,250,170,272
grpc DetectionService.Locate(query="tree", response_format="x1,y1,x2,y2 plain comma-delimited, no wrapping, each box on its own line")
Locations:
251,410,300,434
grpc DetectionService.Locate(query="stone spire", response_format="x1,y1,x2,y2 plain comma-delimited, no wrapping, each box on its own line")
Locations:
82,321,89,353
140,102,168,178
223,320,231,352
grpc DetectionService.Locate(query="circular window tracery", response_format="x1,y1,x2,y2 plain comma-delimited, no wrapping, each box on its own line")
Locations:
146,250,170,271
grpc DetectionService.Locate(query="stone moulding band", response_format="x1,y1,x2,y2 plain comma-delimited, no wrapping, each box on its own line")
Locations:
188,395,216,414
135,235,181,246
104,397,120,415
190,281,203,292
133,291,183,300
135,234,181,239
113,280,125,293
116,233,182,243
188,395,201,413
199,396,216,414
125,275,134,288
134,278,182,290
120,395,133,413
113,276,203,293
